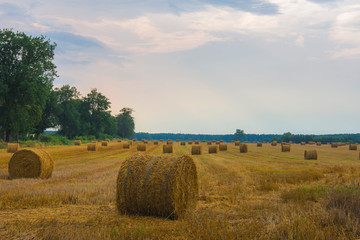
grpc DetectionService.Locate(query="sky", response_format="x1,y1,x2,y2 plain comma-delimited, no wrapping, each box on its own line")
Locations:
1,0,360,134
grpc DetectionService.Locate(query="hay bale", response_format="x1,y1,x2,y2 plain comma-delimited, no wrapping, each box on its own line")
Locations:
188,141,193,145
216,141,220,145
308,141,315,145
160,139,164,143
240,143,248,153
208,146,218,154
167,140,173,144
163,144,173,153
220,140,223,143
132,139,137,142
7,143,20,153
300,142,305,145
87,143,98,151
137,143,146,151
316,142,321,146
331,143,338,148
202,140,206,143
349,144,357,151
102,141,108,147
207,141,212,145
116,154,198,219
235,141,240,146
219,144,227,151
194,140,199,145
281,144,290,152
8,149,54,179
74,140,81,146
212,140,216,143
180,141,186,146
123,142,130,149
118,139,122,142
257,142,262,147
176,139,180,142
271,141,277,146
105,139,110,142
304,150,317,160
191,146,202,155
153,140,158,145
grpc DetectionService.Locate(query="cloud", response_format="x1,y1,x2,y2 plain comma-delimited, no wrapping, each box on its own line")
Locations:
295,35,304,47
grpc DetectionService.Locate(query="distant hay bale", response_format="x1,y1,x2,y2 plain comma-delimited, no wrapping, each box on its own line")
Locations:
163,144,173,153
188,141,193,145
176,139,180,142
194,140,199,145
202,140,206,143
87,143,98,151
160,139,164,143
167,140,173,144
153,140,158,145
8,149,54,179
207,141,212,145
191,146,202,155
118,139,122,142
105,139,110,142
281,144,291,152
235,141,240,146
316,142,321,146
300,142,305,145
271,141,277,146
91,140,97,143
180,141,186,146
331,143,338,148
257,142,262,147
220,140,223,143
240,143,248,153
308,141,315,145
74,140,81,146
116,154,198,219
212,140,216,143
216,141,220,145
132,139,137,142
208,146,218,154
219,144,227,151
102,141,108,147
304,150,318,160
7,143,20,153
137,143,146,151
349,144,357,151
123,142,130,149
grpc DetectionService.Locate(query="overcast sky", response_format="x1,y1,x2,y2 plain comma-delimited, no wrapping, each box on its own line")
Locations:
1,0,360,134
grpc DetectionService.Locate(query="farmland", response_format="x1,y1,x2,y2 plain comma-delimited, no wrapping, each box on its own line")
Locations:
0,142,360,239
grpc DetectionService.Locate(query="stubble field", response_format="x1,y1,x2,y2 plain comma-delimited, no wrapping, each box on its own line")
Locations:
0,141,360,239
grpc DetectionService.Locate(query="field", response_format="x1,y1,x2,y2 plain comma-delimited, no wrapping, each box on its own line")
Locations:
0,142,360,239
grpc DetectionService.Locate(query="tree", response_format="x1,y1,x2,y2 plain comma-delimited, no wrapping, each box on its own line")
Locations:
0,29,57,141
116,108,135,139
281,132,293,143
234,129,246,141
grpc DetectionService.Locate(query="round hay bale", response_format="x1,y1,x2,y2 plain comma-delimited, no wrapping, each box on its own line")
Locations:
74,140,81,146
8,149,54,179
316,142,321,146
207,141,212,145
202,140,206,143
116,154,198,219
208,146,218,154
271,141,277,146
180,141,186,146
220,140,223,143
7,143,20,153
160,139,164,143
132,139,137,142
257,142,262,147
194,140,199,145
167,140,173,144
215,141,220,145
153,140,159,145
188,141,193,145
304,150,317,160
118,139,122,142
102,141,108,147
349,144,357,151
191,146,202,155
308,141,315,145
163,144,173,153
137,143,146,151
87,143,98,151
123,142,130,149
240,143,248,153
212,140,216,143
219,144,227,151
300,142,305,145
235,141,240,146
176,139,180,142
281,144,290,152
331,143,338,148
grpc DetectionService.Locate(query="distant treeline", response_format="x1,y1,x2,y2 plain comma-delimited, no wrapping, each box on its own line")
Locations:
133,132,360,144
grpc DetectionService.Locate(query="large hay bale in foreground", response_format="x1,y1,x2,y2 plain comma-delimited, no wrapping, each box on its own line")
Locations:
123,142,130,149
87,143,98,151
219,144,227,151
102,141,108,147
163,144,173,153
74,140,81,146
208,146,218,154
349,144,357,151
180,141,186,146
331,143,338,148
281,144,290,152
7,143,20,153
116,154,198,219
8,149,54,179
257,142,262,147
137,144,146,151
191,146,201,155
240,143,248,153
304,150,317,160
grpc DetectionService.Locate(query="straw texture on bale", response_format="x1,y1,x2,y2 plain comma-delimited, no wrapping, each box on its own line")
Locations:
102,141,108,147
137,144,146,151
116,154,198,219
235,141,240,146
271,141,277,146
281,144,290,152
331,143,338,148
219,144,227,151
257,142,262,147
349,144,357,151
7,143,20,153
123,143,130,149
180,141,186,146
74,140,81,146
208,146,218,154
87,143,98,151
191,146,202,155
240,144,248,153
163,144,173,153
304,150,318,160
8,149,54,179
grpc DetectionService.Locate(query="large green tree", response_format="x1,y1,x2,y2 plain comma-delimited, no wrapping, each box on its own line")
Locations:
0,29,57,141
116,108,135,139
234,129,246,141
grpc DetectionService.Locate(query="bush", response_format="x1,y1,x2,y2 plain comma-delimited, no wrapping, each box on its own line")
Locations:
39,134,52,143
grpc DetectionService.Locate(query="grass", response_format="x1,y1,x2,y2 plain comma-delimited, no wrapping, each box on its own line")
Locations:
0,142,359,239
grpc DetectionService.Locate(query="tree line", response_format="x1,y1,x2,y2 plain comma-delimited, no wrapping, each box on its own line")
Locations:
0,29,134,142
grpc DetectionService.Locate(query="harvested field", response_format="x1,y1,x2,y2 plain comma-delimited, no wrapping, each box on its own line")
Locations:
1,142,360,239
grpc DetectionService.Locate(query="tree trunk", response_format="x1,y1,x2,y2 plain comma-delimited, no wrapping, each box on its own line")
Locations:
5,129,11,142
